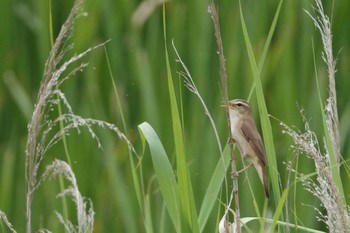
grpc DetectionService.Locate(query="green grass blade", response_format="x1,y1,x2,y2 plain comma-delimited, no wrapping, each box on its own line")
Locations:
258,0,284,72
144,192,155,233
104,46,144,212
3,72,33,121
104,43,144,233
269,188,288,233
138,122,180,231
248,0,284,101
244,7,285,217
198,146,230,232
49,2,70,228
49,0,54,46
163,4,199,233
239,0,282,207
0,148,15,214
104,45,128,133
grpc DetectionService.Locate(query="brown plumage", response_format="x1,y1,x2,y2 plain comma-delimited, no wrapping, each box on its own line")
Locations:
227,99,269,198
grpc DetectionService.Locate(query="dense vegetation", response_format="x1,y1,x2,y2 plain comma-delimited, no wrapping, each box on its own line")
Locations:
0,0,349,232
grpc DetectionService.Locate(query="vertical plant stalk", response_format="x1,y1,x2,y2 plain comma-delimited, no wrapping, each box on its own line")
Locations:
305,0,344,207
306,0,340,167
49,0,72,225
25,0,83,232
208,2,241,232
172,40,228,205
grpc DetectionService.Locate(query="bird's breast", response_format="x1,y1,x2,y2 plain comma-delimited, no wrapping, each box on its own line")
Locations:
229,116,255,160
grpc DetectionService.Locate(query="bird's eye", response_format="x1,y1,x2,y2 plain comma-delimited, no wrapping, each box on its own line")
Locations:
237,103,242,107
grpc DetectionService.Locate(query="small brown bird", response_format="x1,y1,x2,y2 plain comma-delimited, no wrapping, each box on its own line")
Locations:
227,99,269,198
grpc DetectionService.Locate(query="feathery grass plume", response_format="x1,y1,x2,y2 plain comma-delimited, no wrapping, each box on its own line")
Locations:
38,160,94,233
280,0,348,231
25,0,136,232
0,211,17,233
305,0,341,165
25,0,85,230
281,112,350,232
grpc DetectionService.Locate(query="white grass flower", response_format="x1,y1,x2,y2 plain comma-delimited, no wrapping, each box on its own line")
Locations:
281,0,346,231
23,0,137,232
281,116,350,232
0,211,17,233
41,160,95,233
305,0,341,165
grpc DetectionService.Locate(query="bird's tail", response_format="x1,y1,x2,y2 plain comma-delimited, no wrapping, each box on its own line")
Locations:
262,166,269,199
254,163,270,199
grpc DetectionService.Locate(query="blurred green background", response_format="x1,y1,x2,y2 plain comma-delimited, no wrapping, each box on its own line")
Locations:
1,0,350,232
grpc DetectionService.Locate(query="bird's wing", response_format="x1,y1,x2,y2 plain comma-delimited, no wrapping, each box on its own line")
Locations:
240,119,267,165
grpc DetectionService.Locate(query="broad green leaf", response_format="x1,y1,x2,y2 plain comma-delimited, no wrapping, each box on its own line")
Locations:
198,146,230,232
138,122,180,231
269,188,288,233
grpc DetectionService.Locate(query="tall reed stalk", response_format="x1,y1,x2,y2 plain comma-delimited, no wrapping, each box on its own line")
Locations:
208,2,241,232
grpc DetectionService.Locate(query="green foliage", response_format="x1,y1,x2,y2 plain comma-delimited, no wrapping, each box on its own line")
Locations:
0,0,349,232
239,0,283,208
198,146,230,232
138,122,179,231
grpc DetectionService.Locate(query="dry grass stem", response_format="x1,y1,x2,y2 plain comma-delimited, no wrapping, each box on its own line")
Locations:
208,1,241,232
219,190,235,233
132,0,170,27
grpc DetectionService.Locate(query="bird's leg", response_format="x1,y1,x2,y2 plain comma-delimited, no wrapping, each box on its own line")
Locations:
227,137,236,144
231,163,253,178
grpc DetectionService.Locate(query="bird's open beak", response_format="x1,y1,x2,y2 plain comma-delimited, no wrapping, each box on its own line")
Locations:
221,101,233,108
221,101,226,107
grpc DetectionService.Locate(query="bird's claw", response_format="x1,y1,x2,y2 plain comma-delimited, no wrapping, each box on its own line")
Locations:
227,137,235,144
231,163,253,178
